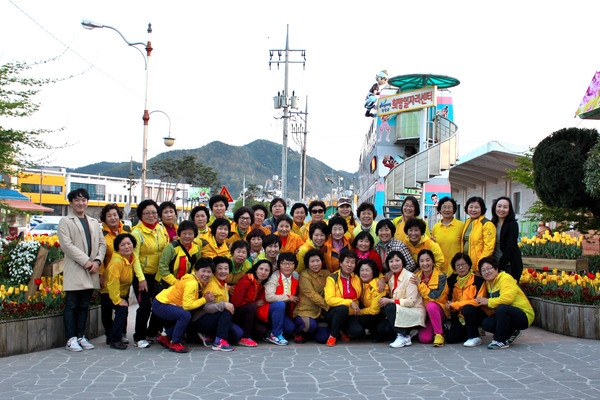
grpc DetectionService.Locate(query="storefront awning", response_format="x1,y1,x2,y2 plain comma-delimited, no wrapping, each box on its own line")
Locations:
1,199,54,212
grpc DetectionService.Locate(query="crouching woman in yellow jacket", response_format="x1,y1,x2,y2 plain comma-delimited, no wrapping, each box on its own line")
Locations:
152,258,215,353
475,257,535,350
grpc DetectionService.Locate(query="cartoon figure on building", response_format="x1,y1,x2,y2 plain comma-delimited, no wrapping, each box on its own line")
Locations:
378,115,392,142
382,155,399,169
364,70,389,117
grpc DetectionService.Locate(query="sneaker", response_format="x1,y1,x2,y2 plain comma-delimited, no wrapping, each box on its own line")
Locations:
156,335,170,348
463,337,483,347
326,336,336,347
507,330,522,344
121,335,129,344
294,334,305,344
238,337,258,347
109,341,127,350
265,332,288,346
487,340,509,350
340,332,351,342
169,342,189,353
66,337,83,352
78,337,95,350
403,335,412,346
133,339,150,348
197,332,213,348
433,334,445,347
212,339,234,352
390,334,407,348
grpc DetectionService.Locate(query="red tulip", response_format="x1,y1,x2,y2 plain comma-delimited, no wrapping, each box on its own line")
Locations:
587,272,595,279
574,275,579,280
532,272,537,278
527,268,534,274
542,266,549,271
34,278,42,285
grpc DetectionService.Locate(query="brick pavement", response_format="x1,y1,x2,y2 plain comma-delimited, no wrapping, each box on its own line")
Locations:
1,306,599,400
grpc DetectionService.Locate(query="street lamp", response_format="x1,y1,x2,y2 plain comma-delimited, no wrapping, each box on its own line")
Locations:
81,20,175,202
149,110,176,147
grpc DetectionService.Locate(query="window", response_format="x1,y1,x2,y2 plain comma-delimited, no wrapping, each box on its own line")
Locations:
513,192,521,214
70,183,105,201
21,184,62,195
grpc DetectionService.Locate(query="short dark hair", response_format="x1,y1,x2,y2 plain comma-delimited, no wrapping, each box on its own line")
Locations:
275,215,293,229
67,188,89,202
328,216,348,233
417,249,435,265
212,256,232,273
114,233,137,251
376,219,396,237
249,259,273,282
356,258,379,277
308,200,327,213
465,196,487,215
252,204,269,218
309,221,330,238
269,198,287,212
303,248,325,270
230,239,250,256
450,253,472,270
100,203,123,223
177,220,198,237
194,257,214,271
137,199,160,220
210,218,231,236
478,256,498,271
402,195,421,217
234,206,254,225
263,234,282,249
403,217,427,235
209,195,229,210
385,250,409,270
246,228,266,242
277,252,297,269
437,197,457,214
352,230,374,248
159,201,177,217
190,205,210,222
290,202,308,216
339,248,358,265
356,202,377,219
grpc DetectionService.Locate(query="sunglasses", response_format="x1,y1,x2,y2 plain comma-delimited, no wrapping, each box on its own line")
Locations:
311,209,325,214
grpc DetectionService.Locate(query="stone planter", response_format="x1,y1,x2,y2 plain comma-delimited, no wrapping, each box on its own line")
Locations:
528,297,600,340
522,257,589,272
0,305,103,357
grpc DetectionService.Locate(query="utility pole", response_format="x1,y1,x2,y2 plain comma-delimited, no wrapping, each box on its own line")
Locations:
270,25,306,202
291,96,309,203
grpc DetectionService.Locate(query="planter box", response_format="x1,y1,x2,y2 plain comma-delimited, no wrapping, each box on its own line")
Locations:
42,258,65,277
0,305,103,358
529,297,600,340
522,257,588,272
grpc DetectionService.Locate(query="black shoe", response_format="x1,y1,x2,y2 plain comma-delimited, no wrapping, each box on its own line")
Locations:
110,341,127,350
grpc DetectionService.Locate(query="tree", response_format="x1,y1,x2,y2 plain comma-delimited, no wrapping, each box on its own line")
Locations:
532,127,600,219
150,155,220,202
584,138,600,199
0,62,53,187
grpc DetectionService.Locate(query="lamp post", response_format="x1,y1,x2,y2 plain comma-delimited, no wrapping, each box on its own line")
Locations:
81,20,175,202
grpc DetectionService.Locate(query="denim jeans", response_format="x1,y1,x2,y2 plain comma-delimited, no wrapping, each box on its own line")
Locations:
64,289,93,340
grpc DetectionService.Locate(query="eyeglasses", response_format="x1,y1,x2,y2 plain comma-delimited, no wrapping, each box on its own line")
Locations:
280,261,296,267
142,211,158,216
480,267,495,273
239,216,251,221
455,263,470,268
311,209,325,214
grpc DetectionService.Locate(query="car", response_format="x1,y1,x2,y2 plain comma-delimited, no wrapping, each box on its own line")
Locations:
29,222,59,236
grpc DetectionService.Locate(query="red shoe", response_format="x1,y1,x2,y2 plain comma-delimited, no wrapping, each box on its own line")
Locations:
156,335,170,349
294,334,305,344
340,332,351,342
326,336,336,347
168,342,189,353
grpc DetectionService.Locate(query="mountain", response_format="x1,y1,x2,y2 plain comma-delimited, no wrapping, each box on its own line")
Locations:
68,139,358,201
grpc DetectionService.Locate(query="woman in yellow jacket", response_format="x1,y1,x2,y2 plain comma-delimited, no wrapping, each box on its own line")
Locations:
323,216,352,273
152,257,215,353
411,250,449,347
392,195,431,242
131,199,169,348
356,259,386,342
103,233,137,350
403,218,445,272
200,218,231,258
227,206,254,247
324,249,363,347
274,215,305,255
296,221,329,273
476,257,535,350
461,197,496,273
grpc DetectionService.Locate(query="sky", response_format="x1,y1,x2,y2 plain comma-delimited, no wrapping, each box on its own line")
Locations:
1,0,599,175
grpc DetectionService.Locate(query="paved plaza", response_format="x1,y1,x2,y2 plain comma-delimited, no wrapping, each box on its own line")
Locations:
1,307,599,400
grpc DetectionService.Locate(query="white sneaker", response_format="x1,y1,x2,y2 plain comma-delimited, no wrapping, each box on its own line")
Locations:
66,337,83,352
78,337,95,350
134,339,150,348
464,337,483,347
389,334,406,348
403,335,412,346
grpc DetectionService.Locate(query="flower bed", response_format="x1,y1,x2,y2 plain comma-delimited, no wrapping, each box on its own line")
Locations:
528,297,600,339
520,268,600,305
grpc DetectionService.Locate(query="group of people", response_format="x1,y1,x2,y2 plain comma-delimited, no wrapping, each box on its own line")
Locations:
58,188,534,354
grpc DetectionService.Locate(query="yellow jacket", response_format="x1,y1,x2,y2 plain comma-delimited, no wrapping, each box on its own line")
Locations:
157,240,202,286
155,273,207,310
360,278,386,316
226,222,250,246
415,269,449,317
200,234,231,259
276,231,305,254
131,222,169,280
100,221,129,293
403,235,446,272
296,239,322,273
299,219,328,242
324,270,363,314
323,236,352,273
461,215,496,272
204,274,230,303
431,218,465,276
105,253,135,305
293,268,330,319
486,271,535,326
